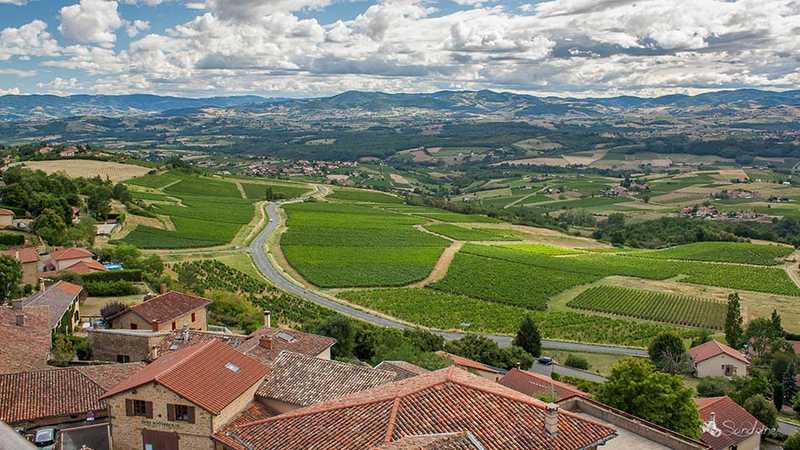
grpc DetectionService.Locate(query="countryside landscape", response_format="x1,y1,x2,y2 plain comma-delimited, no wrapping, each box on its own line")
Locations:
2,0,800,449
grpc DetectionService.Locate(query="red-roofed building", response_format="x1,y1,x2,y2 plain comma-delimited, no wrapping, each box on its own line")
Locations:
435,351,502,380
107,291,211,332
101,339,269,450
695,396,765,450
0,304,51,374
40,247,95,273
3,246,39,285
61,259,108,274
0,208,14,227
499,368,589,401
21,280,85,333
214,366,617,450
688,341,749,378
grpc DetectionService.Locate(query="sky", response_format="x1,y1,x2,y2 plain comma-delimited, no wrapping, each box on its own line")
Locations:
0,0,798,98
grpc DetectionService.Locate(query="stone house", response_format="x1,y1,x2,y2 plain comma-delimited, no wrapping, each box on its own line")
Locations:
688,340,750,378
107,291,211,332
39,247,96,273
100,339,269,450
3,246,40,285
0,304,51,374
20,280,85,335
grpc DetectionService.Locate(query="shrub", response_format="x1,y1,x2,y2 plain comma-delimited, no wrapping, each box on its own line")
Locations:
786,433,800,450
84,280,139,297
0,233,24,246
743,394,778,429
565,354,590,370
82,269,143,283
697,377,732,397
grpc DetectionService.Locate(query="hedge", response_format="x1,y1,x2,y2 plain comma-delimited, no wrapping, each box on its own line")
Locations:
84,280,139,297
82,269,143,283
0,233,25,246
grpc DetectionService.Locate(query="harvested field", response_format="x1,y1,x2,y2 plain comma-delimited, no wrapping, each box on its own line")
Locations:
17,159,151,182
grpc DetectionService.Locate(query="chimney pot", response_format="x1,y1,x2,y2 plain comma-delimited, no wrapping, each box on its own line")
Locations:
260,335,273,350
544,403,559,435
264,310,271,328
159,283,167,295
15,314,24,327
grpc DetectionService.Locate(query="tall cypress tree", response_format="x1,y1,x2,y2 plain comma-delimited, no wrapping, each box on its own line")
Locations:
513,316,542,357
784,363,798,406
725,293,744,349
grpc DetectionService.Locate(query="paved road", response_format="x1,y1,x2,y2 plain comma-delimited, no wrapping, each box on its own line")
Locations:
778,419,800,436
250,200,648,358
529,361,608,383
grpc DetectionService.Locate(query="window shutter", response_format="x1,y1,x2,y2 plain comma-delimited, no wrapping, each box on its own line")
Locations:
167,404,175,421
145,401,153,419
187,406,195,424
125,399,133,416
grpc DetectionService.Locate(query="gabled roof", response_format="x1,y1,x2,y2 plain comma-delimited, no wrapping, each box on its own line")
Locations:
688,340,749,365
256,351,397,406
3,247,38,264
499,368,588,401
101,340,268,415
436,352,501,374
371,432,484,450
695,396,766,450
375,361,430,381
0,305,50,374
21,281,83,329
63,259,108,274
48,247,94,261
238,327,336,364
0,208,14,216
120,291,211,325
0,363,143,424
216,367,616,450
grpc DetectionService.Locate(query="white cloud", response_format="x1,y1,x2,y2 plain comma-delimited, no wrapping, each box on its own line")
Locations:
0,20,60,61
204,0,331,21
36,77,83,95
126,19,150,37
0,87,22,95
0,68,36,77
59,0,124,47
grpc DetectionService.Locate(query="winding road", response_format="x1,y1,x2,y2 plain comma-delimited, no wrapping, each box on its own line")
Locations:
248,196,647,361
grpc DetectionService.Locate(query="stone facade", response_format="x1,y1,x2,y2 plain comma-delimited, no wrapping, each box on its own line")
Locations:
695,354,748,378
88,329,168,363
111,308,208,332
19,261,38,286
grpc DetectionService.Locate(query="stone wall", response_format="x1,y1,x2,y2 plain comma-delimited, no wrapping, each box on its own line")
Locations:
88,329,168,362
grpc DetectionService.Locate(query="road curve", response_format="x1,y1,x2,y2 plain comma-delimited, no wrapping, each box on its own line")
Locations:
249,200,647,358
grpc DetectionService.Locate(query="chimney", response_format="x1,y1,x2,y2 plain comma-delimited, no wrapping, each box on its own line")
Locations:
544,403,559,436
150,346,160,361
15,314,24,327
259,335,273,350
159,283,168,295
264,310,271,328
11,299,22,311
151,321,159,332
39,278,46,292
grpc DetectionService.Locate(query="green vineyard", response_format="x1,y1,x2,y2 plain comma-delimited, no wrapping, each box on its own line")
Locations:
567,285,726,329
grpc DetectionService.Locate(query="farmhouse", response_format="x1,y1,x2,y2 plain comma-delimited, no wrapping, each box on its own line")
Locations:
20,280,85,334
500,368,589,401
39,247,96,273
695,396,765,450
100,340,269,450
435,351,503,380
0,208,14,227
688,340,750,378
0,304,51,374
107,291,211,332
3,246,40,285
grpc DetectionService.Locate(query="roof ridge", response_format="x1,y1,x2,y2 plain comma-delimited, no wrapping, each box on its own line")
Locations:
278,350,396,376
383,397,402,443
155,340,218,383
697,396,728,410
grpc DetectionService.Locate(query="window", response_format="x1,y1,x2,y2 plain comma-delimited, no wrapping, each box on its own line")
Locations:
171,321,176,330
167,404,195,423
125,399,152,418
191,312,196,322
130,323,138,330
116,354,130,363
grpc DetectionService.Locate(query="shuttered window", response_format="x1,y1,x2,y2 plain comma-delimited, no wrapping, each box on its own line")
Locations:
167,404,195,423
126,399,153,418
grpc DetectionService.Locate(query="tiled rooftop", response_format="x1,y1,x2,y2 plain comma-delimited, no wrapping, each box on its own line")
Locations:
118,291,211,325
21,281,83,329
499,368,588,401
0,305,51,374
695,396,765,450
688,340,749,365
374,361,430,381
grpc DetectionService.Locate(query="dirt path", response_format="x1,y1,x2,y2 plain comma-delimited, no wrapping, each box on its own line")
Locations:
234,181,247,199
408,241,463,288
784,251,800,289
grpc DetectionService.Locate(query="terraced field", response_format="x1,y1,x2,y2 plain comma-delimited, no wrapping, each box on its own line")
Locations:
281,202,449,287
633,241,793,266
568,285,726,329
241,182,311,200
423,224,526,241
328,188,403,203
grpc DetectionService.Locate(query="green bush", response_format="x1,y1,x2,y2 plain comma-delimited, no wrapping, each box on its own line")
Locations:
786,433,800,450
0,233,24,246
82,269,143,283
565,354,590,370
697,377,732,397
84,280,139,297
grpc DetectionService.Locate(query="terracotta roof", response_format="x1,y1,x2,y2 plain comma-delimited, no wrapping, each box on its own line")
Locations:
238,327,336,364
101,340,269,414
121,291,211,325
216,367,617,450
499,368,589,401
0,208,14,216
2,247,38,264
256,351,397,406
63,259,108,274
227,401,276,428
158,329,248,355
48,247,94,261
0,305,51,374
375,361,430,381
372,432,483,450
695,396,766,450
21,281,83,329
688,340,749,365
791,340,800,354
0,364,142,424
75,362,146,390
436,352,501,374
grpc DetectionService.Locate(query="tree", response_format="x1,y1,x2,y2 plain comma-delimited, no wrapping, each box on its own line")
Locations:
0,255,22,304
648,333,690,374
785,363,798,406
315,316,356,358
33,207,68,245
743,394,777,429
513,316,541,357
52,334,75,366
771,309,783,335
725,293,744,349
730,375,772,406
402,328,444,352
785,433,800,450
445,334,502,367
774,383,785,410
747,317,784,359
697,377,732,398
597,358,702,438
498,346,534,370
565,354,589,370
793,392,800,415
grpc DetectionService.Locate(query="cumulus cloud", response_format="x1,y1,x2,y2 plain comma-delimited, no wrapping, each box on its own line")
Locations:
0,20,60,61
204,0,331,21
0,87,22,95
126,19,150,37
36,77,83,95
0,68,37,77
59,0,124,47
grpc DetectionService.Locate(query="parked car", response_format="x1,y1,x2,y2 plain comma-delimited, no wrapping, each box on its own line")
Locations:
33,428,56,449
537,356,554,366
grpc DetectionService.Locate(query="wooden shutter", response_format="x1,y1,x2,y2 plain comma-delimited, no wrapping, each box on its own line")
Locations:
187,406,195,424
125,399,133,416
145,401,153,419
167,404,175,421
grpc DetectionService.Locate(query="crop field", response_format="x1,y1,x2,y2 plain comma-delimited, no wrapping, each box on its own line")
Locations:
411,211,500,223
172,259,267,293
429,252,599,309
635,242,793,266
423,224,526,241
17,159,152,182
241,182,310,200
164,176,242,198
525,196,628,212
328,188,404,203
461,244,800,296
339,288,693,347
568,285,726,329
281,202,449,287
126,171,185,189
131,191,174,202
497,243,586,255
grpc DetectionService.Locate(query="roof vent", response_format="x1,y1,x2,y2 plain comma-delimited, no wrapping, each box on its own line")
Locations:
225,362,241,373
276,331,297,343
169,344,178,351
